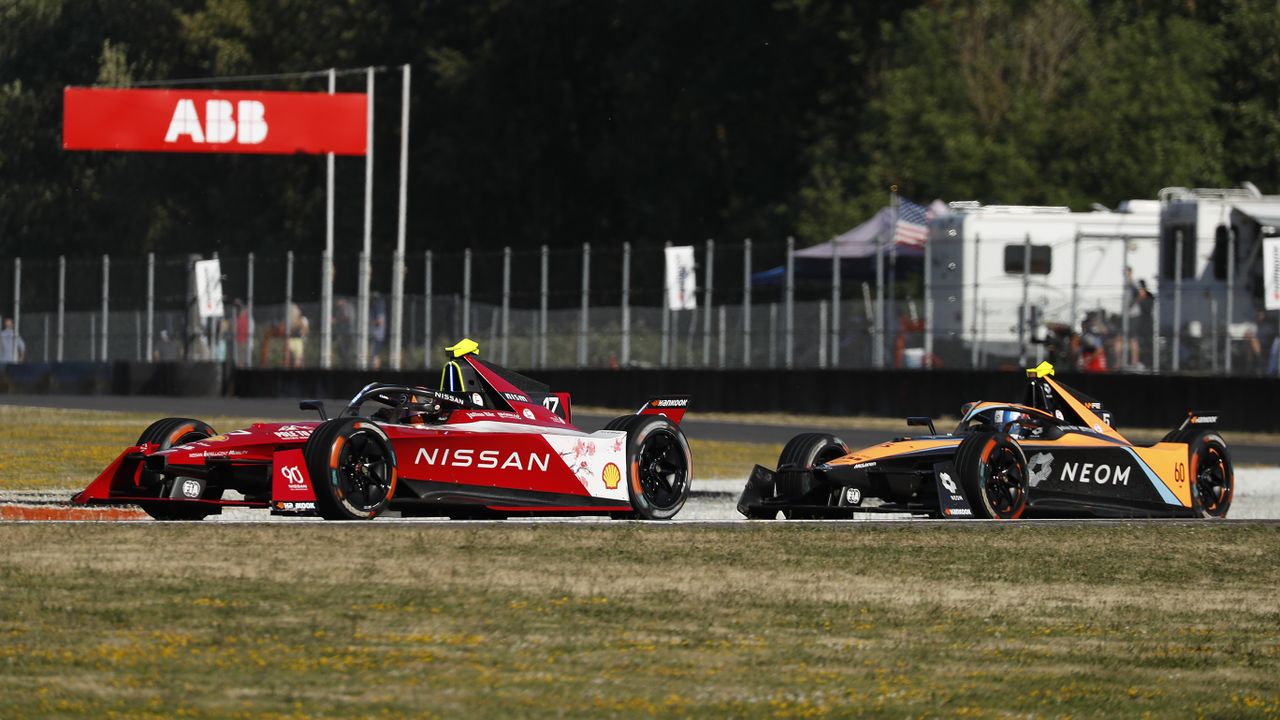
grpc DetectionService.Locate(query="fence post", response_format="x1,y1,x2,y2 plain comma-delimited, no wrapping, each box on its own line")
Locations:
818,300,828,369
923,222,932,368
769,302,778,368
44,314,50,362
12,257,19,338
578,242,590,366
702,238,714,366
462,248,472,337
322,69,336,370
1173,229,1183,372
359,66,376,371
57,255,66,362
284,250,294,367
1070,231,1081,336
89,315,96,362
423,250,433,367
970,234,981,368
1120,237,1131,370
717,305,726,368
784,236,794,369
133,311,140,361
1225,226,1235,374
1151,282,1161,374
1019,233,1030,366
501,246,511,365
742,239,752,368
390,63,411,372
831,234,840,367
246,252,255,368
661,241,671,367
101,254,109,361
539,244,548,368
621,241,631,366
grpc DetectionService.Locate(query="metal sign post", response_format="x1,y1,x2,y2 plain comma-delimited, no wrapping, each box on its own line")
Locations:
321,67,336,369
390,63,411,371
357,66,375,369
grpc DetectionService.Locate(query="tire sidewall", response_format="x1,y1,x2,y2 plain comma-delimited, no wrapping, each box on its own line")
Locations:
958,432,1028,520
304,418,398,520
624,415,691,520
1188,430,1232,518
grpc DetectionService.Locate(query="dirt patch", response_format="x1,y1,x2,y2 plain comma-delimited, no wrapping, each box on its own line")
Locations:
0,503,146,521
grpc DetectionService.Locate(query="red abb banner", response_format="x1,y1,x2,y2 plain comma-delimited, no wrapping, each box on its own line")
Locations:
63,87,367,156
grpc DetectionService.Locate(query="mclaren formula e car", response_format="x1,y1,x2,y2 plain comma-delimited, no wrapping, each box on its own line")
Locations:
74,339,692,521
738,362,1233,520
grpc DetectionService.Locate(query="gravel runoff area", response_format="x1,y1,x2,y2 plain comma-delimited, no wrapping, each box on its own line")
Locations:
4,468,1279,523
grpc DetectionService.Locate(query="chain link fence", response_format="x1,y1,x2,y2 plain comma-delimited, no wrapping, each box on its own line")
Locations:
1,235,1275,375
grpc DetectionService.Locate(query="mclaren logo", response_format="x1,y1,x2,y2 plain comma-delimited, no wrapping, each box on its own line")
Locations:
414,447,550,472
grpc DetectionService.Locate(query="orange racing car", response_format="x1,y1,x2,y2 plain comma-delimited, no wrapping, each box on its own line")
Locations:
738,362,1233,520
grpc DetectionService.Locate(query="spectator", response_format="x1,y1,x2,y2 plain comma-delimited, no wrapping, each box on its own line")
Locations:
0,317,25,363
1260,310,1280,376
233,299,250,366
1081,340,1108,373
369,294,387,369
1128,276,1154,369
334,298,355,367
287,303,309,368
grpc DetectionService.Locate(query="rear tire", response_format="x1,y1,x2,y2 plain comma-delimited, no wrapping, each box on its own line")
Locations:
303,418,398,520
135,418,219,521
955,431,1028,520
606,415,692,520
1186,431,1233,518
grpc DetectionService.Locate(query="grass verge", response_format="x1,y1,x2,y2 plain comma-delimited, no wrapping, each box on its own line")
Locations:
0,523,1277,718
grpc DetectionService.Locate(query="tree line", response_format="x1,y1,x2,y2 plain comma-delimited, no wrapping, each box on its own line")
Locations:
1,0,1277,265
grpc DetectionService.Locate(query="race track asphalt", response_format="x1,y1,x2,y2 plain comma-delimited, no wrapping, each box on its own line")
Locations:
1,393,1275,466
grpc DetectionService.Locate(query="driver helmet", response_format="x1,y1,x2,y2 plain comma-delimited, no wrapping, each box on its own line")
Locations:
991,408,1026,433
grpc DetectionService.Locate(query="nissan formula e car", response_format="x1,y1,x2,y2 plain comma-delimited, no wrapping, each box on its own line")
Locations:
73,339,692,521
738,362,1233,520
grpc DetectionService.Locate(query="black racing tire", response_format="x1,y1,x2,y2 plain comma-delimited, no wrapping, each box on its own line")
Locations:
302,418,398,521
605,414,692,520
135,417,220,521
955,431,1028,520
777,433,849,470
1186,430,1233,518
776,433,848,518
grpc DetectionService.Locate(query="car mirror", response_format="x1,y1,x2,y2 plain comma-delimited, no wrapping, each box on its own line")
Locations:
299,400,329,421
906,416,937,435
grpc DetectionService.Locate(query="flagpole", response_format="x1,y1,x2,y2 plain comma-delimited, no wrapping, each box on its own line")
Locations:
875,191,887,369
888,186,899,368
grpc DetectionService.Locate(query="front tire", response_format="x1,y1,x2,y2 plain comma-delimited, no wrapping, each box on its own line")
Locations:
955,431,1028,520
605,415,692,520
136,417,220,521
302,418,398,520
775,433,848,518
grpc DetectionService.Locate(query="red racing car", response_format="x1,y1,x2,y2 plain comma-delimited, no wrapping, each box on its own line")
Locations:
72,339,692,521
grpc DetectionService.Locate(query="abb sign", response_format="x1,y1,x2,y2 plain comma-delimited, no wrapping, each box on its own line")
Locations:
63,88,367,155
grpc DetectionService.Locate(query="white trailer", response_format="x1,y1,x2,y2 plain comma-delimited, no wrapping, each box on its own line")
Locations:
926,201,1160,367
1157,185,1280,373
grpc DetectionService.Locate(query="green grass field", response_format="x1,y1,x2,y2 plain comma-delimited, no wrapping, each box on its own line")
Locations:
0,523,1278,718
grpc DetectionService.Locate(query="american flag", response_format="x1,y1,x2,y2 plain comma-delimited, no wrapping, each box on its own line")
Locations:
893,196,932,248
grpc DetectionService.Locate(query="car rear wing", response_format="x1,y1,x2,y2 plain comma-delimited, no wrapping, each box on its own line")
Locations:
1176,411,1220,432
637,396,690,425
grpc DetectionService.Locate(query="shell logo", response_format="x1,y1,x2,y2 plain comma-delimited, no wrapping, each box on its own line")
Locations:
602,463,622,490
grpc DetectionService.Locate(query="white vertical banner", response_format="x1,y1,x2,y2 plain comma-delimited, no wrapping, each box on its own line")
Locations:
1265,237,1280,310
194,259,224,319
665,245,698,311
